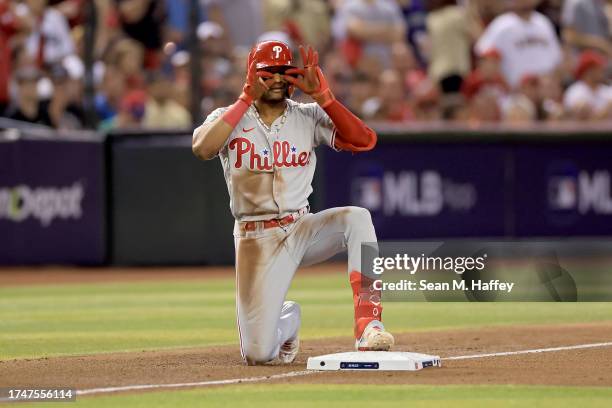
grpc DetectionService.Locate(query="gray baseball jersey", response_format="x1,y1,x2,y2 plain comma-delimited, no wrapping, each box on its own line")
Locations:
195,99,337,221
193,98,381,365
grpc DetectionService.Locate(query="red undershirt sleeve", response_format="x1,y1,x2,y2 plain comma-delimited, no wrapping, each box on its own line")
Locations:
321,100,377,152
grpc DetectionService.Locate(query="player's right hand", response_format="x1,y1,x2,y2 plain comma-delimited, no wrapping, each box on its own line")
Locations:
239,50,275,105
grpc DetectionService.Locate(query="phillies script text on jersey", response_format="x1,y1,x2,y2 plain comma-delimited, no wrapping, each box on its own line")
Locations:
229,137,311,170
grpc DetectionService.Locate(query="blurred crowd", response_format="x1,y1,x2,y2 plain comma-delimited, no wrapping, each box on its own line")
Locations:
1,0,611,130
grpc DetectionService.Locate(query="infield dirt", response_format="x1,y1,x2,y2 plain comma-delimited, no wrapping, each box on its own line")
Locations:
1,322,611,391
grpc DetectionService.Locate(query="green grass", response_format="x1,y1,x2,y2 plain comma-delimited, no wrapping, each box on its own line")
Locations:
2,271,612,407
1,271,611,360
15,385,612,408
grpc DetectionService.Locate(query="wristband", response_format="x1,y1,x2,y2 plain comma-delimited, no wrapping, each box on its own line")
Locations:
221,97,250,128
312,88,335,109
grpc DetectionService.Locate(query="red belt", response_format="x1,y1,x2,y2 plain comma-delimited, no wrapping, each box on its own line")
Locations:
243,214,296,231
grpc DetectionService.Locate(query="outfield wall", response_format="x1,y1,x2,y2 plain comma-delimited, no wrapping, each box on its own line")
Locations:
1,122,611,265
323,124,612,239
0,128,106,265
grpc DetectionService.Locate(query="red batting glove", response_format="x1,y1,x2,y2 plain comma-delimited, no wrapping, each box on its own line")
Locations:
223,50,274,128
282,45,335,108
239,50,275,105
283,45,376,152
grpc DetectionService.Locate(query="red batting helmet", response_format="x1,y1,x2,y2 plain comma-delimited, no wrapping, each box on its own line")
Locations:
251,40,295,70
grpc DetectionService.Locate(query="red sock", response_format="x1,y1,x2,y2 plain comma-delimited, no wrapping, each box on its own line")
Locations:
349,271,382,339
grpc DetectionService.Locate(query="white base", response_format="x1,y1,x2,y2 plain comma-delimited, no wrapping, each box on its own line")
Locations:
306,351,441,371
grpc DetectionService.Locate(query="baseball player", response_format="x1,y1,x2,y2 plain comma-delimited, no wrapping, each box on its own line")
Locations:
192,40,394,365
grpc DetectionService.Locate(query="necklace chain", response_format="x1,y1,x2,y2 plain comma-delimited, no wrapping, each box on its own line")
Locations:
252,103,288,134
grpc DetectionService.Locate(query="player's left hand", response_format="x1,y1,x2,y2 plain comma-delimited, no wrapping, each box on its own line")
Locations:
283,45,335,108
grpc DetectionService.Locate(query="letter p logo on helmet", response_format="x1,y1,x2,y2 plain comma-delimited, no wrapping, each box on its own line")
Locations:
251,40,295,70
273,45,283,59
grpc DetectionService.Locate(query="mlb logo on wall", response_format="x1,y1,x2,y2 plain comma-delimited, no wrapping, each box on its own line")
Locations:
351,170,476,217
548,170,612,215
351,177,383,212
548,176,577,210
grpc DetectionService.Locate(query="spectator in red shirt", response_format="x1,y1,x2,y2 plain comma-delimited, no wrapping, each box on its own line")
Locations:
461,49,507,123
0,1,31,114
461,49,508,100
564,51,612,120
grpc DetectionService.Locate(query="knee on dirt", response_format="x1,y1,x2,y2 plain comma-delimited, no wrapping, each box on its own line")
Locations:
243,342,277,366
